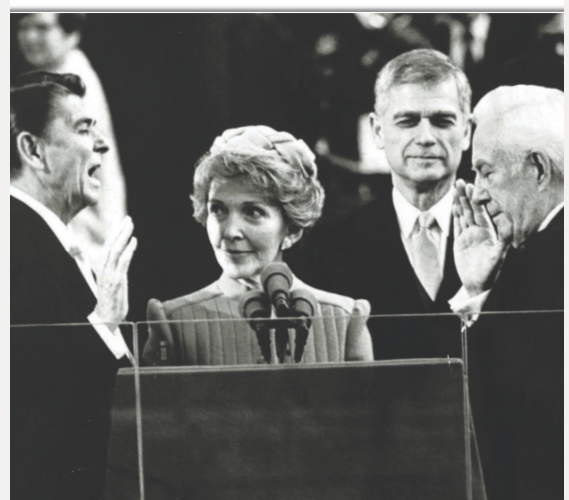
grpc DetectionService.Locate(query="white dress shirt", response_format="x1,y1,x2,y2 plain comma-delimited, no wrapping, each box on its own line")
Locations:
449,201,565,321
392,186,454,276
10,186,130,360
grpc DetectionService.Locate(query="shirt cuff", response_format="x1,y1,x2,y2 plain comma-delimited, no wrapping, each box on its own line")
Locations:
88,311,130,360
448,287,491,326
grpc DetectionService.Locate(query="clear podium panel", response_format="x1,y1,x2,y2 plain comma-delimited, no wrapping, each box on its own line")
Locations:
130,314,470,500
138,312,464,368
10,322,138,499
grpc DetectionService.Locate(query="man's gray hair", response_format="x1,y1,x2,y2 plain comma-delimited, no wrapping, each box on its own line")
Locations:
373,49,472,117
473,85,564,180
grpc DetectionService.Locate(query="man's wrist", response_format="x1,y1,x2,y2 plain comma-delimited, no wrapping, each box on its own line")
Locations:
464,284,486,298
94,304,120,333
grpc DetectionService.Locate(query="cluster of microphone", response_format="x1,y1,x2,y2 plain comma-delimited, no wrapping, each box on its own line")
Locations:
238,262,317,364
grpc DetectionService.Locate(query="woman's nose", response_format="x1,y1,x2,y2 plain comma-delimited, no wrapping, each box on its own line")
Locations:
222,213,244,240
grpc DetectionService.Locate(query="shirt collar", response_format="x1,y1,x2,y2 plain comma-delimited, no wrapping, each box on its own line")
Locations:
392,186,454,239
538,202,564,232
10,185,72,253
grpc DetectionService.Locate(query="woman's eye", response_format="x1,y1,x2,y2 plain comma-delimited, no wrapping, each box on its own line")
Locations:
208,204,224,216
245,206,265,218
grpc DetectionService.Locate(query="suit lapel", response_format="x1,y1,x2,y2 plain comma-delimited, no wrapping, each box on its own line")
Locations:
362,197,428,313
11,197,97,317
434,229,461,310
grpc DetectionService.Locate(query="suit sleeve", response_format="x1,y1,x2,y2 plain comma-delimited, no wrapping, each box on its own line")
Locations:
144,298,179,366
345,298,374,361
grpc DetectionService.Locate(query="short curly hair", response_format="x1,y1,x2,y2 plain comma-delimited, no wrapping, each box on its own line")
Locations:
191,127,325,233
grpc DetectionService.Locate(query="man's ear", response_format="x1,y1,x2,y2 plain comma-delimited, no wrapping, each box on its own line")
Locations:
17,132,45,171
460,113,473,151
369,112,385,150
529,150,553,191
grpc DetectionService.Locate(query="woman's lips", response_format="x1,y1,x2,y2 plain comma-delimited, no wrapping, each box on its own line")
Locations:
223,249,253,254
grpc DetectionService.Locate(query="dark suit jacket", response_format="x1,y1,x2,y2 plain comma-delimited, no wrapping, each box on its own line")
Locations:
11,196,121,500
289,193,462,361
467,208,563,500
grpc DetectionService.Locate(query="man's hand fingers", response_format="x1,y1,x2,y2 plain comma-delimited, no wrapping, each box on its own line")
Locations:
471,196,493,233
455,179,475,227
117,236,138,275
452,205,462,241
105,217,134,270
459,192,475,228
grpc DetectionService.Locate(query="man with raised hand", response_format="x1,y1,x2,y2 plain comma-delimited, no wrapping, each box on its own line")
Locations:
10,71,137,499
451,85,563,500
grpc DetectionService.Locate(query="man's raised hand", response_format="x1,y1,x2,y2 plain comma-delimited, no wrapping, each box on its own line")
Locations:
453,179,511,297
95,216,137,332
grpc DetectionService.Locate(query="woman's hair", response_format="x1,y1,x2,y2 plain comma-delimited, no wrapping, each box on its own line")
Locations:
191,126,325,233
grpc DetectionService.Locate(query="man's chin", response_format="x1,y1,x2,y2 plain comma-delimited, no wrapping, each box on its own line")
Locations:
82,191,101,208
493,216,514,244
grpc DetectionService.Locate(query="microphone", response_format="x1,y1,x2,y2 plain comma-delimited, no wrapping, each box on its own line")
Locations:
261,262,294,318
238,290,272,363
289,289,317,362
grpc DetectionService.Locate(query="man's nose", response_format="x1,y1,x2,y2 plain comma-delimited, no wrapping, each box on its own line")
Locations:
93,128,110,154
415,119,436,146
471,184,490,205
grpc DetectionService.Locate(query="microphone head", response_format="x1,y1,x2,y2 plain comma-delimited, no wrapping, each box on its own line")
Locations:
290,289,317,318
261,262,293,316
261,262,293,296
238,290,271,320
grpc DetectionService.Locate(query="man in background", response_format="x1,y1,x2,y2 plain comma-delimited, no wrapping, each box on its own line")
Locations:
291,49,472,360
451,85,563,499
11,71,136,499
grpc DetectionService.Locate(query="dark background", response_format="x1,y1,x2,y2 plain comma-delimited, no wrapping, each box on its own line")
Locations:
11,14,564,321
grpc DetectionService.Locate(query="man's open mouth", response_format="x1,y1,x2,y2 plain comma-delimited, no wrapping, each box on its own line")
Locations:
88,165,100,177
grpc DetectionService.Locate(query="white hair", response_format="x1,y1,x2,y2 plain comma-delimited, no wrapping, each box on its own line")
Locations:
473,85,564,180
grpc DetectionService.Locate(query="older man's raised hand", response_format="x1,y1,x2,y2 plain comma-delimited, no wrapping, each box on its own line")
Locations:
95,216,138,332
452,179,512,297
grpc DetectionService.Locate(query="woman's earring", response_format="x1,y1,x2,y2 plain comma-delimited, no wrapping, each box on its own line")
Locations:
282,237,292,250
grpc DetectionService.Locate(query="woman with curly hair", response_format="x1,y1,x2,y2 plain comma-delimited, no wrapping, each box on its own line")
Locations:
143,126,372,366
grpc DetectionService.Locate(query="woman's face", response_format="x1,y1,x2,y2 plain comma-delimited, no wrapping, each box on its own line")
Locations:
206,177,293,282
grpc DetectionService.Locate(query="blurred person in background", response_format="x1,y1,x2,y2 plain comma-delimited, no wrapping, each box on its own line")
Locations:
13,13,127,276
143,126,373,367
291,49,472,361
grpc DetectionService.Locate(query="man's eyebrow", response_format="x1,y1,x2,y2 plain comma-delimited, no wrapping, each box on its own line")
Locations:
393,111,420,120
392,110,458,120
430,111,458,119
472,160,490,172
73,118,95,128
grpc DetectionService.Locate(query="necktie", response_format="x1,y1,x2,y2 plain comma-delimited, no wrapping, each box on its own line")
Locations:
410,211,443,301
69,241,98,298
